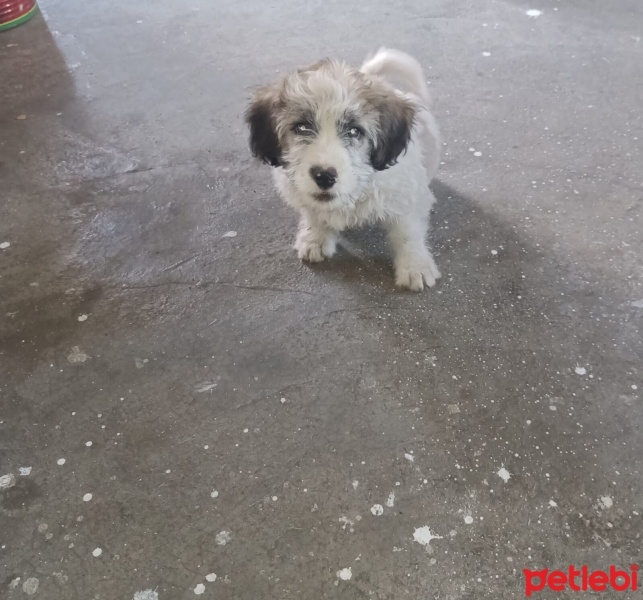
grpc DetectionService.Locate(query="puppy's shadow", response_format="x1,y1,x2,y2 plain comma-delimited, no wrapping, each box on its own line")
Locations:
311,222,392,287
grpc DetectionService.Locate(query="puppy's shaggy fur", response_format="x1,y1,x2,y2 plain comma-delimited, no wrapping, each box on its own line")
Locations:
245,48,441,291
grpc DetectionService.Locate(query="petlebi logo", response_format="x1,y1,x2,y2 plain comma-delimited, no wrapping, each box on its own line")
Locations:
523,565,639,596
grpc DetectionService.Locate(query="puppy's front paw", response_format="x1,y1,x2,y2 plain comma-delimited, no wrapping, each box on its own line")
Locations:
295,237,336,263
297,241,326,262
394,256,441,291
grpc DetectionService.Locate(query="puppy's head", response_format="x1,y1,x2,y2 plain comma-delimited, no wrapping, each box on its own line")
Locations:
245,59,416,209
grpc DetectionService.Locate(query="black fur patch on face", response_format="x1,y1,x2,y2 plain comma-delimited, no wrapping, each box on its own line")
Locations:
245,89,282,167
370,95,416,171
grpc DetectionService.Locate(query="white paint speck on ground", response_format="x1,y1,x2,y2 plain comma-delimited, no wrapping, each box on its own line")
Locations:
497,467,511,483
205,573,217,582
22,578,39,595
404,453,414,462
194,583,206,595
67,346,89,363
386,492,395,508
371,504,384,516
526,9,543,18
215,530,231,545
133,591,159,600
352,480,359,490
85,441,93,447
575,366,587,375
473,151,482,157
280,397,286,404
195,382,217,393
92,548,102,557
491,249,498,256
413,526,443,547
52,572,67,586
83,493,93,502
210,490,219,498
339,516,354,531
222,231,237,238
78,314,88,322
464,516,474,524
337,567,352,581
549,500,558,508
19,466,32,476
0,242,10,249
482,51,491,57
0,473,16,489
598,496,613,510
57,458,66,465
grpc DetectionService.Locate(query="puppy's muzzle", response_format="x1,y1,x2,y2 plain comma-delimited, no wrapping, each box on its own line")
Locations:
310,166,338,190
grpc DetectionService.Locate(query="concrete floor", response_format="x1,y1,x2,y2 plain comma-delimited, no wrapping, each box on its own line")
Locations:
1,0,642,598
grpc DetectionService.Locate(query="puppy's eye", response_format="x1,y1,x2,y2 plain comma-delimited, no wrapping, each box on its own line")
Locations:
293,123,314,135
346,126,363,139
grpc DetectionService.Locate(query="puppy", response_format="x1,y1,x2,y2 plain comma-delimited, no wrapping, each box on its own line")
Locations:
245,48,442,291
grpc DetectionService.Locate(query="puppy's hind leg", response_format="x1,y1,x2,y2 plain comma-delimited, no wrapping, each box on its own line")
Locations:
294,211,338,263
386,200,440,291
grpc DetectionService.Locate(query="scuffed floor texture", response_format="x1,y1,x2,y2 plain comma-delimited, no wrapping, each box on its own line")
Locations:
1,1,642,598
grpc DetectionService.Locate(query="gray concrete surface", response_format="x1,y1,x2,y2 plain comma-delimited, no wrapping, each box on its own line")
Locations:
1,0,642,598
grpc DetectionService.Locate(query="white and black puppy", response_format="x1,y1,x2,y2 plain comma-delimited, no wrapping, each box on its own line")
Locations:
245,48,442,291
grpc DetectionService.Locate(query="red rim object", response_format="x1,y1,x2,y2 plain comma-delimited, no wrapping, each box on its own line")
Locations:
0,0,38,31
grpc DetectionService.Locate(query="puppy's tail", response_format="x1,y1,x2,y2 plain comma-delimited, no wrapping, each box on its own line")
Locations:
360,48,431,105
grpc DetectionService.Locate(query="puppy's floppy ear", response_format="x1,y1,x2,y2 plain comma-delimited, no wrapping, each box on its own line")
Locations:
245,87,282,167
370,93,416,171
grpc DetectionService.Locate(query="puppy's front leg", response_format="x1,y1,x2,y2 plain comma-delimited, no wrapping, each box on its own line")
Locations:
386,214,441,291
294,212,338,263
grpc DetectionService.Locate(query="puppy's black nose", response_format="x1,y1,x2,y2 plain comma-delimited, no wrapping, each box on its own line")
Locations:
310,166,338,190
